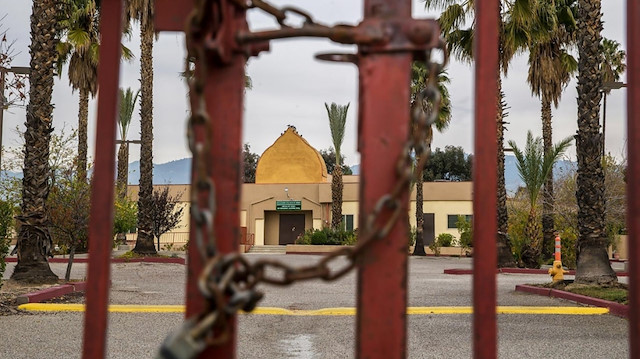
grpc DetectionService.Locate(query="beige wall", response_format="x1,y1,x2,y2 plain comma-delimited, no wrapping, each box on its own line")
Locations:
254,219,265,246
127,181,473,246
341,201,359,229
420,200,473,242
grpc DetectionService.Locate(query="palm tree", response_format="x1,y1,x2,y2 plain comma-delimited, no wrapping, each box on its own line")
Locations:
325,102,350,230
600,38,626,86
425,0,535,267
56,0,99,182
125,0,156,254
599,38,626,158
117,87,139,198
525,0,578,260
573,0,617,285
57,0,133,181
508,131,572,267
11,0,61,282
410,63,452,256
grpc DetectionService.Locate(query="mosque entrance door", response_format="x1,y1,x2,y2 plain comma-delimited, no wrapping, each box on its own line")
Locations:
279,214,305,245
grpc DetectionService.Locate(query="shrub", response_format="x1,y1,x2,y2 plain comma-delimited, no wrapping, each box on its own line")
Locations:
311,229,329,245
507,204,530,267
428,239,441,256
456,215,473,250
162,243,175,251
295,228,357,246
295,229,313,245
0,200,14,289
556,226,577,269
408,226,417,248
437,233,454,247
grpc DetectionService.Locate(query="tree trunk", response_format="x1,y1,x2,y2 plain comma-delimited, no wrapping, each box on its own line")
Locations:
331,166,343,230
133,18,156,255
574,0,616,285
64,244,75,282
521,207,542,268
77,87,89,181
541,98,555,260
117,142,129,198
11,0,60,283
496,83,515,267
412,156,426,256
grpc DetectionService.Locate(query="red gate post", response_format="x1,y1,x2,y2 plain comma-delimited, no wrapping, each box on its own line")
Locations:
472,0,499,358
82,0,123,357
626,1,639,358
186,9,246,359
153,2,246,357
355,1,412,358
186,48,246,359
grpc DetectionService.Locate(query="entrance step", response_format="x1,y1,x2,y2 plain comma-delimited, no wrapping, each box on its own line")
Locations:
247,245,287,254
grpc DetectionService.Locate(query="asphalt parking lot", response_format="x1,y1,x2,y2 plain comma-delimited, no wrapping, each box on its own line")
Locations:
1,255,630,358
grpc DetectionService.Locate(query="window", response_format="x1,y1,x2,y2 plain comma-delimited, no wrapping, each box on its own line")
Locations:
448,215,472,229
342,214,354,231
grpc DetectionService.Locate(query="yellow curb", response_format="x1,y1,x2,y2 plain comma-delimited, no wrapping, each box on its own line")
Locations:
18,304,185,313
19,304,609,316
496,306,609,315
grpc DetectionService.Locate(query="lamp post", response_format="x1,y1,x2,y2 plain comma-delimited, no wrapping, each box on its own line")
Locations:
0,66,30,170
601,81,626,158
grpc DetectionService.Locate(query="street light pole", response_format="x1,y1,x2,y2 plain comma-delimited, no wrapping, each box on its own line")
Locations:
601,81,626,158
0,66,30,171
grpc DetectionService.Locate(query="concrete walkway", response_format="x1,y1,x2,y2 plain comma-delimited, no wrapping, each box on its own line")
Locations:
1,255,630,358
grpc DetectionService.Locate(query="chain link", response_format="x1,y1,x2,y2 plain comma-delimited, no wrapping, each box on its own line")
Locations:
158,1,448,356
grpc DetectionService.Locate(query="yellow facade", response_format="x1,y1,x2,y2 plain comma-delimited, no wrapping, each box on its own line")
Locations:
255,126,328,184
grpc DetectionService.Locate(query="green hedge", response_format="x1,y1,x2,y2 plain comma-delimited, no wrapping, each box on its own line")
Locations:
296,228,357,246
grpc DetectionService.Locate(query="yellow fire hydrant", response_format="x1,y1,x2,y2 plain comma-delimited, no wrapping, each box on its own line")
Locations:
548,234,568,282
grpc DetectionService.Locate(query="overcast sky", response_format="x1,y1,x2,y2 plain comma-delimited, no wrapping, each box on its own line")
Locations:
0,1,628,169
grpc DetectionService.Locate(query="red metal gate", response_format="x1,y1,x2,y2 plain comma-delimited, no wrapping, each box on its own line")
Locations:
81,0,639,358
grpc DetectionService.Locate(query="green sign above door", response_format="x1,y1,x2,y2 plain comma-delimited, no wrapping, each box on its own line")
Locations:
276,200,302,211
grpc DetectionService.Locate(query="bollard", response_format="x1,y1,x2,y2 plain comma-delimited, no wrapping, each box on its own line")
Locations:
548,233,568,282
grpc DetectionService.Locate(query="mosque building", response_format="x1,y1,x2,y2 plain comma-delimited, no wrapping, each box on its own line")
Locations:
127,126,473,250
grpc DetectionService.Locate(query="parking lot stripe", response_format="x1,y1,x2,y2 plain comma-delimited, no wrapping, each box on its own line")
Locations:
19,304,609,316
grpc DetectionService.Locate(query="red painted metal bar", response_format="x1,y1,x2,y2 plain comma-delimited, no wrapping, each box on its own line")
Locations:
472,0,499,358
355,2,412,358
184,13,247,359
627,2,639,358
154,0,193,32
82,0,123,357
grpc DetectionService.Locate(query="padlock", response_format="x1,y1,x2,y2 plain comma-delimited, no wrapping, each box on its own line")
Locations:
156,318,207,359
227,289,264,313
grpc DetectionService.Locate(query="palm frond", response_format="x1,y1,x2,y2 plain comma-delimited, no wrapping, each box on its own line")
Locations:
439,4,468,35
67,29,92,53
446,28,474,63
560,51,578,75
541,136,572,182
509,131,571,208
600,38,626,88
119,87,140,141
121,44,134,62
325,102,350,163
425,0,471,11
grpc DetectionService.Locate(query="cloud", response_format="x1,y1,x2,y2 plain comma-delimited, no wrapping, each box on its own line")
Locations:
0,0,628,170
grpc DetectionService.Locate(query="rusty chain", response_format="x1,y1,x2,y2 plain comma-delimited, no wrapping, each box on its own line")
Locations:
157,1,447,358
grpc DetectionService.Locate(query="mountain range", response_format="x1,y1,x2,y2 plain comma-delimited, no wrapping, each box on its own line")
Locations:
122,155,576,195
